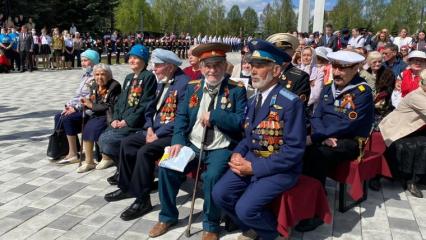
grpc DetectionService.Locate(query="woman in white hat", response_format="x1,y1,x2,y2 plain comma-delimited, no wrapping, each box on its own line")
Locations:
299,46,324,111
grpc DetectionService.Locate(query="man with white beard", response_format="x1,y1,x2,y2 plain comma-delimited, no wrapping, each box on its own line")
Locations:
148,43,247,240
212,39,306,240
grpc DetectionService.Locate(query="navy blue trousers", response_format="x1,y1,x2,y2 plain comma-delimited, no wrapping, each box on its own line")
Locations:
212,169,298,239
118,131,172,199
54,111,83,136
158,144,231,233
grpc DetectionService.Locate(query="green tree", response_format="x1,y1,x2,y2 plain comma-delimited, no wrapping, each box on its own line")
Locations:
242,7,259,36
260,3,275,36
226,5,242,36
115,0,156,33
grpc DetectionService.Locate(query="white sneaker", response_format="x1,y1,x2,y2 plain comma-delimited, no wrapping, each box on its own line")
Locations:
96,159,114,170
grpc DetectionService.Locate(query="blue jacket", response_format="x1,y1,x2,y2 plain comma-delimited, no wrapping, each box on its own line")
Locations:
172,76,247,148
311,74,374,143
384,57,407,79
144,68,189,138
234,84,306,179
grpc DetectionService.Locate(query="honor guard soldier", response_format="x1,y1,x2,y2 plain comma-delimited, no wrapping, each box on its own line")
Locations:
148,43,247,240
212,39,306,240
266,33,311,106
104,48,189,220
115,38,122,64
106,39,113,65
298,50,374,232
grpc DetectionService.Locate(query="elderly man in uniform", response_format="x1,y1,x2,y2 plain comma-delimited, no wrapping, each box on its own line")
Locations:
148,43,247,240
103,48,189,220
266,33,311,105
212,39,306,240
299,50,374,231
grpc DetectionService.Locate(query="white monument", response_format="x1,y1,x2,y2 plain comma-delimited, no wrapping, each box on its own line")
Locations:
297,0,325,33
297,0,309,33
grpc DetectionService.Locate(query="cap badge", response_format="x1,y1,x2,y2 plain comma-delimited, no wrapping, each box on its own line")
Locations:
211,51,216,56
252,51,261,57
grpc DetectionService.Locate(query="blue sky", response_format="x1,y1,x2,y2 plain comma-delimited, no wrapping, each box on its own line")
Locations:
223,0,337,14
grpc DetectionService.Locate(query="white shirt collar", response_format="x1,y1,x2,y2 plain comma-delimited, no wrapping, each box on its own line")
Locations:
256,83,277,106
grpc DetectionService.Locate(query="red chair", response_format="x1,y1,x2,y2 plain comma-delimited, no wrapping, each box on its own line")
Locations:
328,135,392,212
270,175,332,237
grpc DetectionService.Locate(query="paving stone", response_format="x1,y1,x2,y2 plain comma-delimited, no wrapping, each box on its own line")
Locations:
26,227,66,240
129,218,157,233
43,170,68,179
9,167,36,174
96,219,134,238
87,234,116,240
45,189,74,200
388,217,420,232
0,218,24,235
47,215,84,231
83,196,108,208
385,198,411,209
7,207,43,221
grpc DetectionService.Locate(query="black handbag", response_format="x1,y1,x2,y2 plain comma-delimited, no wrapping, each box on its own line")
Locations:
47,116,69,160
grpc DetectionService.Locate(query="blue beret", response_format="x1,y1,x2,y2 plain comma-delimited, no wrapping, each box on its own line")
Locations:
151,48,182,66
81,49,100,65
128,44,150,63
248,39,291,65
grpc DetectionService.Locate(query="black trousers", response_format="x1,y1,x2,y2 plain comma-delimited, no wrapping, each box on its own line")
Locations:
118,132,172,200
303,139,359,185
19,50,32,71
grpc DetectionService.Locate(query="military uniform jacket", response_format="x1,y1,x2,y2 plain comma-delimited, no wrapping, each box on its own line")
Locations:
171,76,247,148
111,69,157,134
143,68,189,138
311,74,374,143
234,84,306,179
281,63,310,105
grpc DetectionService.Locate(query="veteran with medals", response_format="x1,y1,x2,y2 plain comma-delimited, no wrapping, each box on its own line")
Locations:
103,48,189,220
212,39,306,240
97,44,157,169
299,50,374,232
148,43,247,240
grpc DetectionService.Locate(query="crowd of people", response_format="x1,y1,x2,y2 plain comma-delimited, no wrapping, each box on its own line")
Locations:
45,19,426,239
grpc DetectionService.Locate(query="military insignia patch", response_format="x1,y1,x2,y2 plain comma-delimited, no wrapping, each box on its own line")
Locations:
273,104,283,110
348,111,358,120
300,94,307,102
358,85,366,92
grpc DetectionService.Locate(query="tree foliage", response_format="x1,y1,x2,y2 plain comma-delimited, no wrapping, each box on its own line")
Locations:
242,7,259,35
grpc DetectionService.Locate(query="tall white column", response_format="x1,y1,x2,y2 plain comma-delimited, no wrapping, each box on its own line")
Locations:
313,0,325,33
297,0,310,33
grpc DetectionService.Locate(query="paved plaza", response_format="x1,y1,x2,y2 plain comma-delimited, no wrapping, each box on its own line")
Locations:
0,53,425,240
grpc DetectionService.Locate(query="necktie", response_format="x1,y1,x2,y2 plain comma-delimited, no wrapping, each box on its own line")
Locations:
254,93,262,119
204,91,218,146
155,83,165,107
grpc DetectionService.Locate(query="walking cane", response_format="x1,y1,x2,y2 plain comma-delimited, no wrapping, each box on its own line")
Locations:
79,103,85,167
185,126,207,237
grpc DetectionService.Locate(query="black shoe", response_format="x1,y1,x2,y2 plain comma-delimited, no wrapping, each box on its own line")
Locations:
104,189,132,202
120,198,153,221
107,173,118,185
369,177,381,191
407,183,423,198
295,218,324,232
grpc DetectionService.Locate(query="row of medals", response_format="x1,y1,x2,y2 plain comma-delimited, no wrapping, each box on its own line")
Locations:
253,116,284,152
160,92,177,124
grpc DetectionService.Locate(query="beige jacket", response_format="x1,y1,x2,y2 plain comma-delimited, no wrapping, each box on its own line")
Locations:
379,87,426,146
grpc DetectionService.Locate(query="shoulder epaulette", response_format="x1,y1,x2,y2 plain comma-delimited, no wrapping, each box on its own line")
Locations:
189,79,201,85
228,79,244,87
279,88,297,101
358,85,366,92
